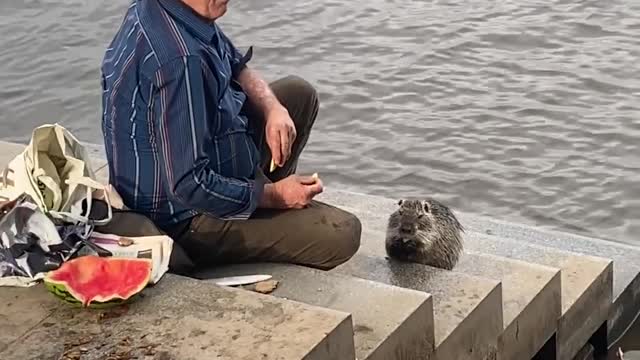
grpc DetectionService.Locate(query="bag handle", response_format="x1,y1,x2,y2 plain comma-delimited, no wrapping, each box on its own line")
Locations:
48,176,113,228
0,166,10,189
0,167,11,202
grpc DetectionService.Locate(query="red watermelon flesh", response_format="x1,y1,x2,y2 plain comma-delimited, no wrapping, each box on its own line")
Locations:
44,255,152,307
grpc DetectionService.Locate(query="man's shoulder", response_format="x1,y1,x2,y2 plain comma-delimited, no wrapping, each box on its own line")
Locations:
101,3,157,77
134,0,205,70
105,1,213,82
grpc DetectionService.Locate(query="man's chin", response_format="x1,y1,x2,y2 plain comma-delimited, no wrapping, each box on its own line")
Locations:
210,2,228,19
216,6,227,17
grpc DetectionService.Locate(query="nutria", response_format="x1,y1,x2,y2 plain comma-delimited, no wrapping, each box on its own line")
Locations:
385,198,464,270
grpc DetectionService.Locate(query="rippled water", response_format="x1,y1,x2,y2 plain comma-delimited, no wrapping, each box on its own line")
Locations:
0,0,639,246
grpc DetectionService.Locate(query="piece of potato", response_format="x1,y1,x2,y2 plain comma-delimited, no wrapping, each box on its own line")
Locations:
254,280,279,294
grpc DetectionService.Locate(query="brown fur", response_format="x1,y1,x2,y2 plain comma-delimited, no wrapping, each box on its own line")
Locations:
385,198,464,270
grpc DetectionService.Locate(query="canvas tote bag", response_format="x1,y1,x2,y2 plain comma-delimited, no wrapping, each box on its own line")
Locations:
0,123,112,227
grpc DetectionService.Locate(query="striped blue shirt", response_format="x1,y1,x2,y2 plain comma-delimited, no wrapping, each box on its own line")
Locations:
100,0,264,228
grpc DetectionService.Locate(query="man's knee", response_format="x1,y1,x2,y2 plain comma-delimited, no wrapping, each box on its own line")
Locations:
280,75,318,104
317,209,362,270
272,75,319,126
340,211,362,258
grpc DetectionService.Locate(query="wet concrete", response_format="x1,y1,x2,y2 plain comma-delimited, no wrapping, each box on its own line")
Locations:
335,251,503,360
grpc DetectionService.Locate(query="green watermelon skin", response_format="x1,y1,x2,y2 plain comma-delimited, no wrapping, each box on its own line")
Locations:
44,281,136,309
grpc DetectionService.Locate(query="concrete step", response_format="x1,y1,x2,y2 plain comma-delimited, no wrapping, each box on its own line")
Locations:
0,274,356,360
193,262,435,360
463,232,613,360
572,344,595,360
456,251,561,359
334,252,503,360
459,211,640,346
353,222,561,360
316,189,613,360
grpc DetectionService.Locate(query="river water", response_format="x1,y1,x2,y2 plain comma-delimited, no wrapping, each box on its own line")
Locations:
0,1,638,246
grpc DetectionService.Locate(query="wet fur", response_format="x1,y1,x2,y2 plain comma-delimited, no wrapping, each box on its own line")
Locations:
385,198,464,270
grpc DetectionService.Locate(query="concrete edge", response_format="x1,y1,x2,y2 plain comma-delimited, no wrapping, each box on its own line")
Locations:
366,295,436,360
304,313,357,360
558,260,614,360
435,281,503,360
196,262,436,360
499,267,562,360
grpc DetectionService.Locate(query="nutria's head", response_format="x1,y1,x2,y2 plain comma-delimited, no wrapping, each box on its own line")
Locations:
387,199,436,241
385,197,465,269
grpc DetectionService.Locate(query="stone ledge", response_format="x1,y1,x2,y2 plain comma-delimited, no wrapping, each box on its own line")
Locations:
0,274,356,360
335,251,503,360
459,210,640,344
317,188,563,359
456,251,562,360
316,188,615,360
464,231,613,360
315,187,637,346
195,262,435,360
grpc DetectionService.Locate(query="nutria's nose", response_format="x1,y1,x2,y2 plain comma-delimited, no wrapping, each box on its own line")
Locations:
400,225,413,234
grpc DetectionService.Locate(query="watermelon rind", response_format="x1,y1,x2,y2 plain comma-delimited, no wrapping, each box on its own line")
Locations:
43,256,152,308
43,281,139,309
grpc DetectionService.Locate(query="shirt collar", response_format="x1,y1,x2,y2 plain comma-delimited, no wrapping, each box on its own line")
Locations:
157,0,217,43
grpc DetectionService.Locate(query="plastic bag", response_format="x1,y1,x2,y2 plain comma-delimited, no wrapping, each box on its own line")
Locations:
0,193,108,287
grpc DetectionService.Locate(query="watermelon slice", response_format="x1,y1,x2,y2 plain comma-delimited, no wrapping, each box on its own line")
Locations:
43,255,152,308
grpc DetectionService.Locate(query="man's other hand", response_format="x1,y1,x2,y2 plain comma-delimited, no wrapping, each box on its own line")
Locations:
260,174,323,209
265,105,297,168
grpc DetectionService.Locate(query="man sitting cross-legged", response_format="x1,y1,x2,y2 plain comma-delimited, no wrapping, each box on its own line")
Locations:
95,0,361,274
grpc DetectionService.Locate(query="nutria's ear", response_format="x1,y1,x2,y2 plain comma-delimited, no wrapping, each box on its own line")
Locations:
397,199,404,206
422,200,431,213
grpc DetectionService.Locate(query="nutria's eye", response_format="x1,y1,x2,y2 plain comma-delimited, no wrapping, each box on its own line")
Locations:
418,214,424,219
423,201,431,213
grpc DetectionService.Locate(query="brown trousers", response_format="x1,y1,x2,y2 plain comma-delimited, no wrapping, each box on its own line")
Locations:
94,75,361,274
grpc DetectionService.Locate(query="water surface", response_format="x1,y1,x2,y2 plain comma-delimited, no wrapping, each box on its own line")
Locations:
0,0,638,247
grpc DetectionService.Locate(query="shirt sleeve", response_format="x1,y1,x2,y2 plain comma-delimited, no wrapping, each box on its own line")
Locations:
150,55,264,220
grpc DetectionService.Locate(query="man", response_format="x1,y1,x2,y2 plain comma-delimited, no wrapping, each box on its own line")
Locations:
98,0,361,273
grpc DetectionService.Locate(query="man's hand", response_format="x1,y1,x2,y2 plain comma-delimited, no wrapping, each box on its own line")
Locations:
265,105,296,168
260,174,323,209
236,66,296,168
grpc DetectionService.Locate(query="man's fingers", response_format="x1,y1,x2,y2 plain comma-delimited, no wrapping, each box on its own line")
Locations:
289,127,296,154
298,175,317,185
305,178,324,195
279,130,290,166
268,134,281,168
309,180,324,196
